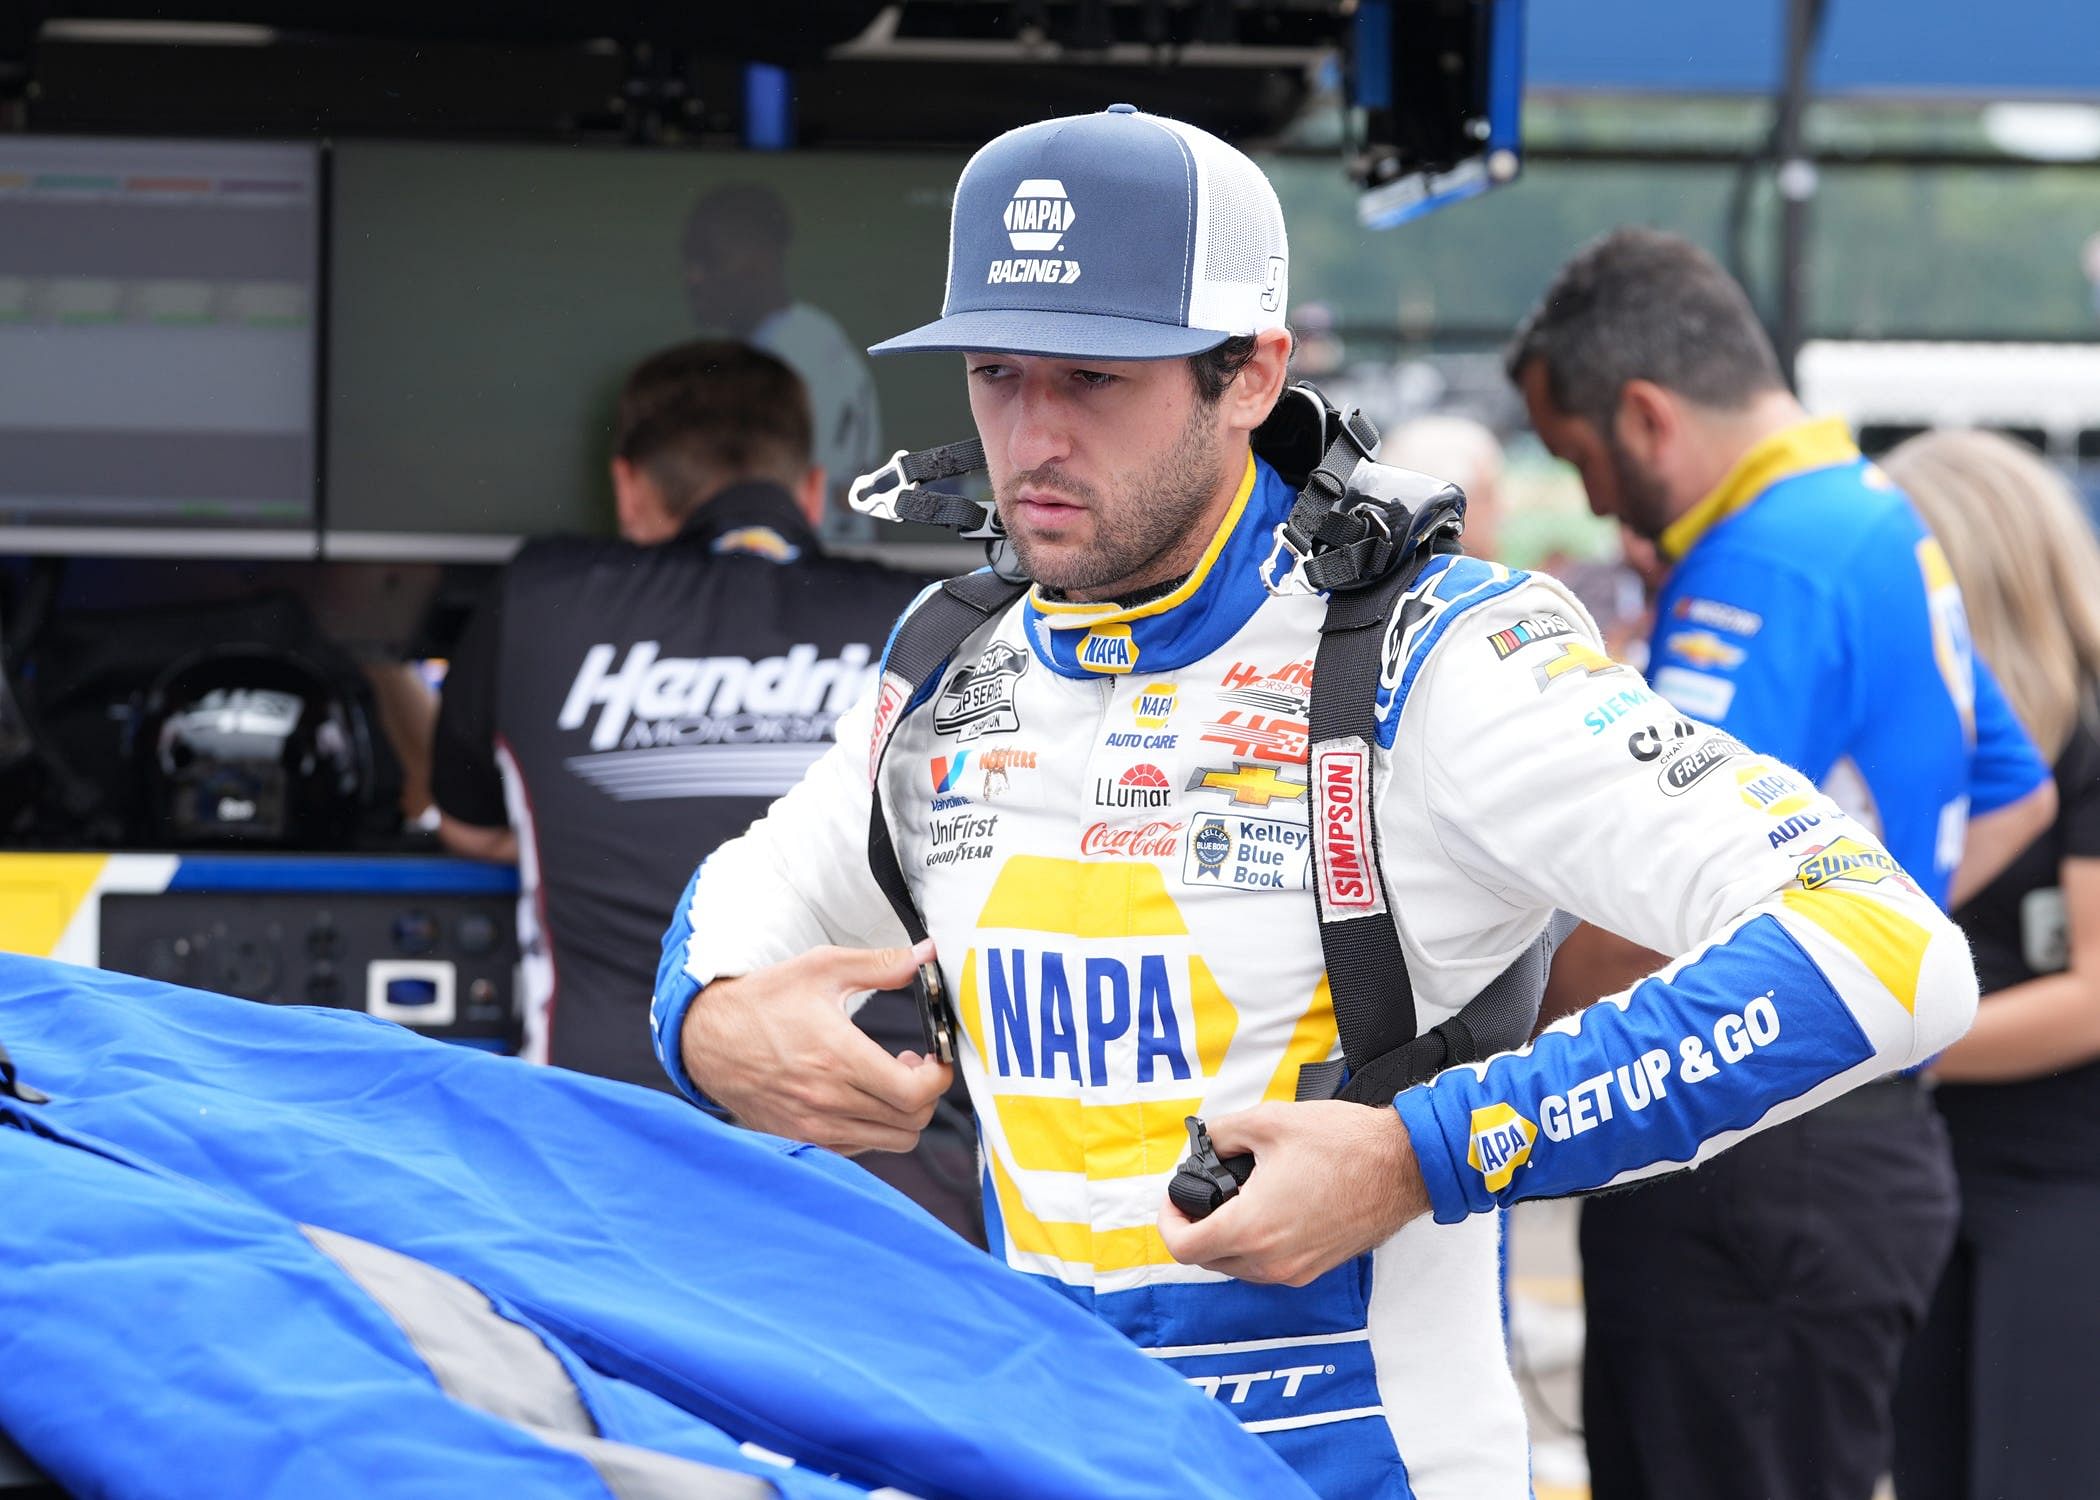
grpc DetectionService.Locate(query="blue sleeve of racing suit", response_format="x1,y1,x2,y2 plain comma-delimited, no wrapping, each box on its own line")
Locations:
1968,654,2050,815
1377,578,1977,1224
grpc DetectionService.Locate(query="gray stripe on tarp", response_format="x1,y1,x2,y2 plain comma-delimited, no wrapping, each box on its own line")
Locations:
301,1224,776,1499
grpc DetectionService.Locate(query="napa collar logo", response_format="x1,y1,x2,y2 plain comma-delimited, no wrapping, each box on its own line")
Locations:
1467,1103,1538,1193
990,178,1082,285
1077,623,1137,674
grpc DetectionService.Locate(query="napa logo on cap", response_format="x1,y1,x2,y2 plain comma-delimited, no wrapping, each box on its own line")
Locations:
1466,1102,1538,1193
990,178,1083,286
1004,179,1076,249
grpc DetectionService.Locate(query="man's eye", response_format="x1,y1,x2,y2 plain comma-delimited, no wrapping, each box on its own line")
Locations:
1074,370,1117,389
969,364,1012,381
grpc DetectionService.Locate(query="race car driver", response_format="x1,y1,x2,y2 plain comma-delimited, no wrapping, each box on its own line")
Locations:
649,106,1981,1498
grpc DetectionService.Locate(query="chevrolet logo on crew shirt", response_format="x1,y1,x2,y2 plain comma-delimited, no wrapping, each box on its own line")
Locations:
1188,763,1309,808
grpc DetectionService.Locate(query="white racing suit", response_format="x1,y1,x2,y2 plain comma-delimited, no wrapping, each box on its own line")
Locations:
653,454,1978,1499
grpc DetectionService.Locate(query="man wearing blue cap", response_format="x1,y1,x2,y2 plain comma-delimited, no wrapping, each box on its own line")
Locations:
651,107,1983,1497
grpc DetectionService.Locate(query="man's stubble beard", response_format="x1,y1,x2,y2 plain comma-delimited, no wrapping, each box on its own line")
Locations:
997,400,1229,598
1607,432,1677,544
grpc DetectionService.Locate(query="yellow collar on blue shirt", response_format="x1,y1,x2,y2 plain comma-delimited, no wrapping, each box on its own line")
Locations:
1658,417,1861,563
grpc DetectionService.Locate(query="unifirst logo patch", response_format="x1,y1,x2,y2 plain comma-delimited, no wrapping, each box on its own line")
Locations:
1466,1103,1538,1193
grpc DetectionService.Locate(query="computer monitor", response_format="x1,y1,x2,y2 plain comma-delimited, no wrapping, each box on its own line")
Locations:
0,136,322,557
323,141,973,561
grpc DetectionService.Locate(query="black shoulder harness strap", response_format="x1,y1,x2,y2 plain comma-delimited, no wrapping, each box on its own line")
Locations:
864,571,1028,1061
857,389,1562,1101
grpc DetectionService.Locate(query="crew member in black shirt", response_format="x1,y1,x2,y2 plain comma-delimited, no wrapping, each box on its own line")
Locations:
1885,429,2100,1500
433,341,976,1236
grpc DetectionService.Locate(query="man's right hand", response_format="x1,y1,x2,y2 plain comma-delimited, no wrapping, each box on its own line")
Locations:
678,940,955,1156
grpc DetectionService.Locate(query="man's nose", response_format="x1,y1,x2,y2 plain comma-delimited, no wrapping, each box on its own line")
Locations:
1006,382,1074,474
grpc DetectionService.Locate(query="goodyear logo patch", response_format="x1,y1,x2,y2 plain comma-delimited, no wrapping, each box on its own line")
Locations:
1466,1103,1538,1193
1078,624,1138,675
1796,837,1906,891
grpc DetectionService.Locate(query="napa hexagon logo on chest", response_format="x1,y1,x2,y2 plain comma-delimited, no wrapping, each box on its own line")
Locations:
952,857,1253,1186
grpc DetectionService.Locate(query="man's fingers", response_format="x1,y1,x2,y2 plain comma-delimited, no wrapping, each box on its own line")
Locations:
814,1118,926,1156
842,1043,954,1117
1200,1104,1276,1160
806,938,937,1002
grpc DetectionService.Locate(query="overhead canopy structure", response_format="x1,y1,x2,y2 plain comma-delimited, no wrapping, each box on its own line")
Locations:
1529,0,2100,98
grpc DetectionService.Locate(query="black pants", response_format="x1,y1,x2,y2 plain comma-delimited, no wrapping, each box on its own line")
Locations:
852,990,986,1247
1891,1161,2100,1500
1581,1083,1958,1500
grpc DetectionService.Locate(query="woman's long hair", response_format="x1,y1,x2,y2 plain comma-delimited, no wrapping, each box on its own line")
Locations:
1883,429,2100,761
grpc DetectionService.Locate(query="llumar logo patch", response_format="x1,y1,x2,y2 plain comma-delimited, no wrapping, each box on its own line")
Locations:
1467,1103,1538,1193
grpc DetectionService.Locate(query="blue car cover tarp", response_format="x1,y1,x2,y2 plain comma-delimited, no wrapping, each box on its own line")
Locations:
0,955,1311,1500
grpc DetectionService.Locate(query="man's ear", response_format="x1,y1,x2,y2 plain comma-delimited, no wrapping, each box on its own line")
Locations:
795,466,828,530
1224,327,1296,436
1613,379,1678,465
611,456,647,541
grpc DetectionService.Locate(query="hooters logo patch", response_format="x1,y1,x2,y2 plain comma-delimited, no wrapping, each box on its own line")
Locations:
1312,736,1385,920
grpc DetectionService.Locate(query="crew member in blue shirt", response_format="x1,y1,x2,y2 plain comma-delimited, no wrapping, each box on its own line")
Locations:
1509,227,2056,1500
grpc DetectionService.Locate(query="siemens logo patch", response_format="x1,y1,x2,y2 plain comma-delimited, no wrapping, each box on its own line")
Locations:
559,641,875,751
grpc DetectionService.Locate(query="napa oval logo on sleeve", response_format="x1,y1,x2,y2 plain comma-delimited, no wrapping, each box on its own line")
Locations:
1466,1103,1539,1193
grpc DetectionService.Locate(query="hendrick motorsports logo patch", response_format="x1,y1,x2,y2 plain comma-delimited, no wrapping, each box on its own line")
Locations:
1467,1103,1538,1193
934,641,1028,742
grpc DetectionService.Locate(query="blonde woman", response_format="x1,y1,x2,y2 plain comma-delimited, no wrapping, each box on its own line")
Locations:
1885,430,2100,1500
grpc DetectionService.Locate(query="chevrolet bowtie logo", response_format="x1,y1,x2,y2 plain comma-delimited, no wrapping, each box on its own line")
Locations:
1532,640,1627,692
1188,762,1309,808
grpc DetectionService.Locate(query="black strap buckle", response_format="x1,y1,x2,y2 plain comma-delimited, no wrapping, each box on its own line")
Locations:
1167,1116,1255,1221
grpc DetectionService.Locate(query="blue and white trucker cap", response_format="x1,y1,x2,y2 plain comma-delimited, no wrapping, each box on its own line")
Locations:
869,103,1289,361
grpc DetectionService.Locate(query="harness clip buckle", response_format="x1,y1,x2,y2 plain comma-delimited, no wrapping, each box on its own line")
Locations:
847,449,913,523
1259,523,1318,598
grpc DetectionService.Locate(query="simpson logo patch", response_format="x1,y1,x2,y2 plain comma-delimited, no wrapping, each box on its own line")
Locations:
1312,736,1384,919
867,670,912,786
